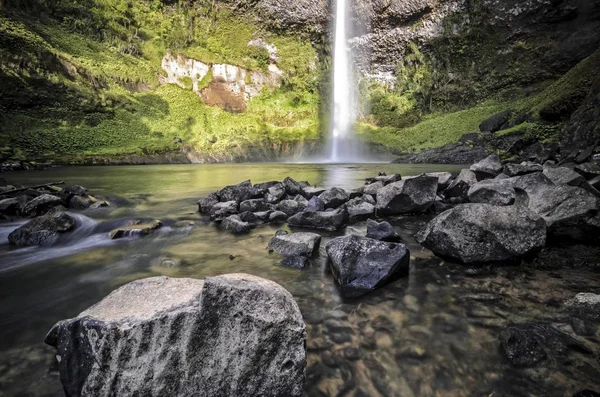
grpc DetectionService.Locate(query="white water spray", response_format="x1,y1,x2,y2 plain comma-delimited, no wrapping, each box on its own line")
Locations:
325,0,364,163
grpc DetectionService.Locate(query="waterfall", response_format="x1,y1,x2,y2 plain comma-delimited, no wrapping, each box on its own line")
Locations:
325,0,364,163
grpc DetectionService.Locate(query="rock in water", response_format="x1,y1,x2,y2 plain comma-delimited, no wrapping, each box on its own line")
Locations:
345,197,375,222
240,199,272,213
365,219,401,242
0,197,21,216
470,154,504,178
287,208,349,231
268,230,321,257
21,194,63,217
416,204,546,264
443,169,477,200
109,220,162,239
504,162,543,177
283,177,303,196
221,215,252,234
218,180,254,203
8,211,75,246
326,235,410,298
318,187,349,209
376,174,438,215
198,192,220,214
45,274,306,397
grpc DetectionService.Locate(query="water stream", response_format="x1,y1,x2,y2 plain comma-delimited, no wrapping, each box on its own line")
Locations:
0,164,599,396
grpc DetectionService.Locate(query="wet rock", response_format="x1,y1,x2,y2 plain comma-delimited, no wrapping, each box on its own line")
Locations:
565,293,600,320
109,220,162,239
326,235,410,298
575,162,600,179
253,181,280,195
499,322,586,367
90,200,110,209
265,184,286,204
302,186,326,199
269,210,288,223
349,187,363,199
45,274,306,397
293,194,308,209
240,198,272,213
365,219,401,242
152,257,182,268
287,208,349,231
305,196,325,212
21,194,62,217
470,154,504,178
345,197,375,222
60,185,87,198
318,187,349,209
425,172,454,190
376,174,438,215
361,194,376,205
443,169,477,200
480,110,511,132
209,201,238,220
239,211,262,224
198,192,220,214
504,162,543,177
0,197,21,216
268,230,321,257
573,390,600,397
343,347,361,361
8,210,75,246
396,345,427,360
221,215,252,234
283,177,303,196
281,255,310,269
366,174,402,184
218,180,254,203
416,204,546,265
363,181,384,196
543,166,588,187
68,195,93,209
467,179,516,206
277,200,302,216
253,210,273,221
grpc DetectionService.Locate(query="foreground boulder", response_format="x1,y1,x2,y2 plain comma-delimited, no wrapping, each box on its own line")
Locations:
416,204,546,264
45,274,306,397
287,208,349,231
21,194,63,217
8,210,75,246
326,235,410,298
376,174,438,215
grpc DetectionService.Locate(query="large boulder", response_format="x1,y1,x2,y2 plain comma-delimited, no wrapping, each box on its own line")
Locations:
416,204,546,264
443,169,478,200
219,180,254,203
376,174,438,215
221,215,252,234
301,186,326,199
479,110,511,133
305,196,325,212
574,162,600,179
209,201,239,220
198,192,220,214
45,274,306,397
318,187,349,209
287,208,349,231
470,155,504,179
344,197,375,222
8,211,75,246
276,200,303,216
21,194,63,217
325,235,410,298
268,230,321,257
365,219,401,242
467,179,516,206
283,177,303,196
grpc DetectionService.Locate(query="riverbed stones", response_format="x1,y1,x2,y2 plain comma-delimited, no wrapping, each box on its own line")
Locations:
269,210,288,223
376,174,438,215
306,196,325,212
416,204,546,264
467,179,516,206
198,192,220,214
209,201,238,220
365,219,401,242
277,199,302,216
326,235,410,298
575,162,600,179
266,184,286,204
543,166,588,187
345,197,375,222
219,180,253,203
318,187,349,209
45,274,306,397
221,214,252,234
283,177,303,196
287,208,349,231
504,162,543,177
268,230,321,257
21,194,62,217
565,293,600,320
8,210,76,246
68,195,93,209
240,198,272,213
470,154,503,178
363,181,384,196
109,220,162,239
302,186,326,199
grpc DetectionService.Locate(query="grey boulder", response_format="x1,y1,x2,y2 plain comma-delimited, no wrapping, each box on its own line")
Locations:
504,162,543,177
265,184,286,204
363,181,384,196
318,187,349,209
219,180,254,203
269,210,288,223
305,196,325,212
287,208,349,231
283,177,303,196
443,169,478,200
45,274,306,397
22,194,63,217
468,179,516,206
301,186,326,199
345,197,375,222
221,215,252,234
326,235,410,298
543,166,587,187
240,198,272,213
276,200,303,216
470,154,503,178
268,230,321,257
198,192,220,214
416,204,546,264
0,197,21,216
209,201,238,220
365,219,401,242
8,210,75,246
376,174,438,215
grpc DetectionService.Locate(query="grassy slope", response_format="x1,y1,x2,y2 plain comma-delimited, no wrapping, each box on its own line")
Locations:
0,1,320,163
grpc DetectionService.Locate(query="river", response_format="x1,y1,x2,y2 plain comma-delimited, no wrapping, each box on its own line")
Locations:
0,163,598,396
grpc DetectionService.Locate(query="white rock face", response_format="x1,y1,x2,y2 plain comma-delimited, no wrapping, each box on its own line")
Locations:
45,274,306,397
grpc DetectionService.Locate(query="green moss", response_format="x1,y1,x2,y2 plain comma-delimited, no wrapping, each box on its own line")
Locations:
178,76,193,90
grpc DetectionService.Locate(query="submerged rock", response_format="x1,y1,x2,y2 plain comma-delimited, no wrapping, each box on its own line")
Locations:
8,210,76,246
281,255,310,269
318,187,349,209
326,235,410,298
416,204,546,264
276,200,303,216
287,208,349,231
109,220,162,240
268,230,321,257
470,154,504,179
376,174,438,215
21,194,63,217
365,219,401,242
68,195,93,210
45,274,306,397
221,215,252,234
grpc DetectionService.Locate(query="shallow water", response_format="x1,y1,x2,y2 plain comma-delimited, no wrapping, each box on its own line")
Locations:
0,163,599,397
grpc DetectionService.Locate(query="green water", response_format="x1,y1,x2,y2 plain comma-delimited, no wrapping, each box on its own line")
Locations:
0,163,598,397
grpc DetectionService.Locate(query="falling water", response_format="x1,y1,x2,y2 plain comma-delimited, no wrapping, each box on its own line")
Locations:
325,0,364,163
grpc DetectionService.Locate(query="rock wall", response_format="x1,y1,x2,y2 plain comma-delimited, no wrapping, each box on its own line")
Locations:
161,53,283,112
